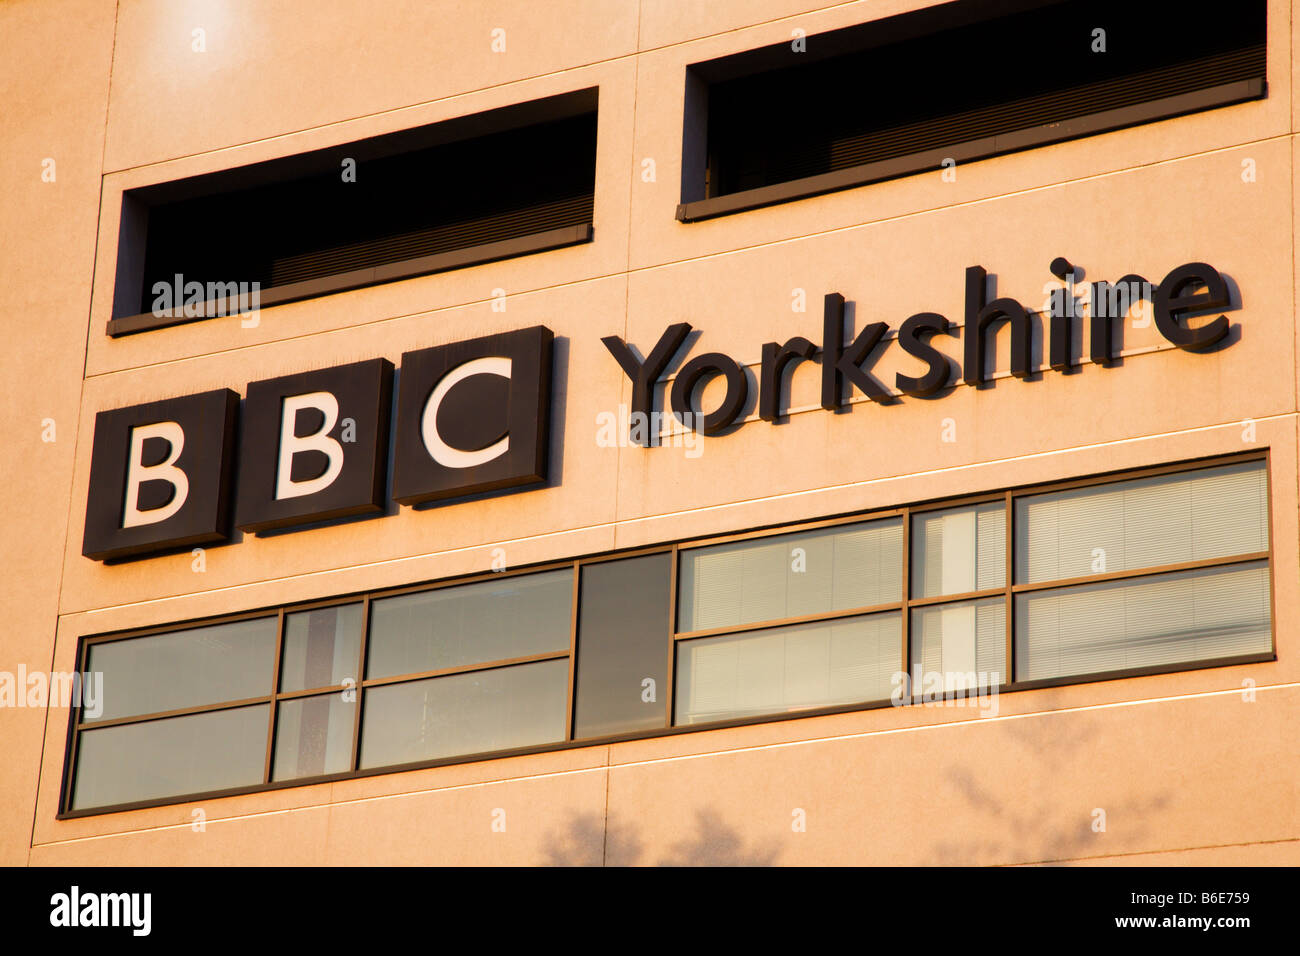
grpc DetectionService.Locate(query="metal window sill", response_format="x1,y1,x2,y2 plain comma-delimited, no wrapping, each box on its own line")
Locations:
676,78,1265,223
106,222,594,337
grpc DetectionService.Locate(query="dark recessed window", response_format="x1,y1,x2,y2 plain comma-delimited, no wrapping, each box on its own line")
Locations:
573,553,672,739
109,88,598,335
678,0,1266,220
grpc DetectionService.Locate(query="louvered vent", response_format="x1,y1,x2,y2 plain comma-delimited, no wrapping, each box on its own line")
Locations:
700,0,1267,202
270,192,594,287
116,90,598,333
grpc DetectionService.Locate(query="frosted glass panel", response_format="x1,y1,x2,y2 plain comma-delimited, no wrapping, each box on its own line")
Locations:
71,705,269,810
87,617,277,722
911,503,1005,598
359,659,568,768
677,518,902,632
280,604,364,692
1015,562,1271,680
674,612,901,724
367,569,571,678
1015,461,1268,584
910,598,1005,689
273,692,356,781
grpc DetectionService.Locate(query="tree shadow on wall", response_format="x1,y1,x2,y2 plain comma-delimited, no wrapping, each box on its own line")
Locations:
544,808,781,867
926,690,1172,865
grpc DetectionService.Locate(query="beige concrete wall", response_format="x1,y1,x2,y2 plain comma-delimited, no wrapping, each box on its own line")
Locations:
0,0,117,866
5,0,1299,864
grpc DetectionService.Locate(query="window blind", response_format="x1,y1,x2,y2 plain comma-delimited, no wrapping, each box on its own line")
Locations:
677,518,903,632
911,503,1005,599
1015,562,1271,681
675,612,901,724
1015,462,1268,585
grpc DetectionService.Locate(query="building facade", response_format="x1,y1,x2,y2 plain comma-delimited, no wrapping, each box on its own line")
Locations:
1,0,1297,865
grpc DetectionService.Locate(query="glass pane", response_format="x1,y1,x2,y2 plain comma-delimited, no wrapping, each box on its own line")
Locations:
280,604,364,692
359,659,568,769
573,554,670,738
86,618,277,722
674,612,901,725
677,518,902,632
910,598,1006,690
366,569,572,679
71,704,269,810
1015,562,1272,681
911,503,1005,598
1015,461,1268,585
272,692,355,781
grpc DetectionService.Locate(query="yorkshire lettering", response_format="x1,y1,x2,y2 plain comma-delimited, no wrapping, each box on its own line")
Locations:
82,326,553,561
602,259,1238,441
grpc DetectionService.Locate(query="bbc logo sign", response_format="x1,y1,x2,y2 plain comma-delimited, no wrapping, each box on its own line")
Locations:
82,327,554,561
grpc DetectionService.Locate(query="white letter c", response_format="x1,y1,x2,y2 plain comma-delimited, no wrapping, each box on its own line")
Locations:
421,357,511,469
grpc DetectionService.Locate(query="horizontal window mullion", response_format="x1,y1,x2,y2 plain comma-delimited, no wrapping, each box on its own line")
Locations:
1010,552,1269,595
274,684,356,702
906,588,1006,609
674,602,903,641
78,695,273,732
361,649,570,688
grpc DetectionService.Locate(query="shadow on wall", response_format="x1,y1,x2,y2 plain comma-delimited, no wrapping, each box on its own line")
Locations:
927,692,1172,865
544,808,782,867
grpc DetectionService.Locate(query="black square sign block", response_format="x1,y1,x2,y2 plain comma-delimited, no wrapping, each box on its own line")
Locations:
392,326,553,506
234,358,393,533
82,389,240,561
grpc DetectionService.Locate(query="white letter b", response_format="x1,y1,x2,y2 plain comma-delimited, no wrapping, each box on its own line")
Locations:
122,422,189,528
276,392,344,500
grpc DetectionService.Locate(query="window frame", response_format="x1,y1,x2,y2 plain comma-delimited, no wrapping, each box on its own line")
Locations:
105,88,599,337
675,0,1267,223
59,450,1275,818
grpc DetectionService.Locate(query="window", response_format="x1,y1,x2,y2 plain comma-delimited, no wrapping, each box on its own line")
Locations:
359,570,574,769
71,616,278,810
674,518,904,723
909,503,1008,691
63,455,1274,816
108,88,598,335
677,518,903,630
1013,461,1271,680
273,604,364,782
678,0,1266,221
364,570,572,680
573,554,672,739
675,614,902,724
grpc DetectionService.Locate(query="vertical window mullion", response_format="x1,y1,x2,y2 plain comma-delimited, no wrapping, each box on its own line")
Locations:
63,636,91,813
565,561,580,741
263,608,286,785
666,547,680,728
349,595,371,773
1004,491,1014,686
901,507,912,705
1264,450,1277,654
